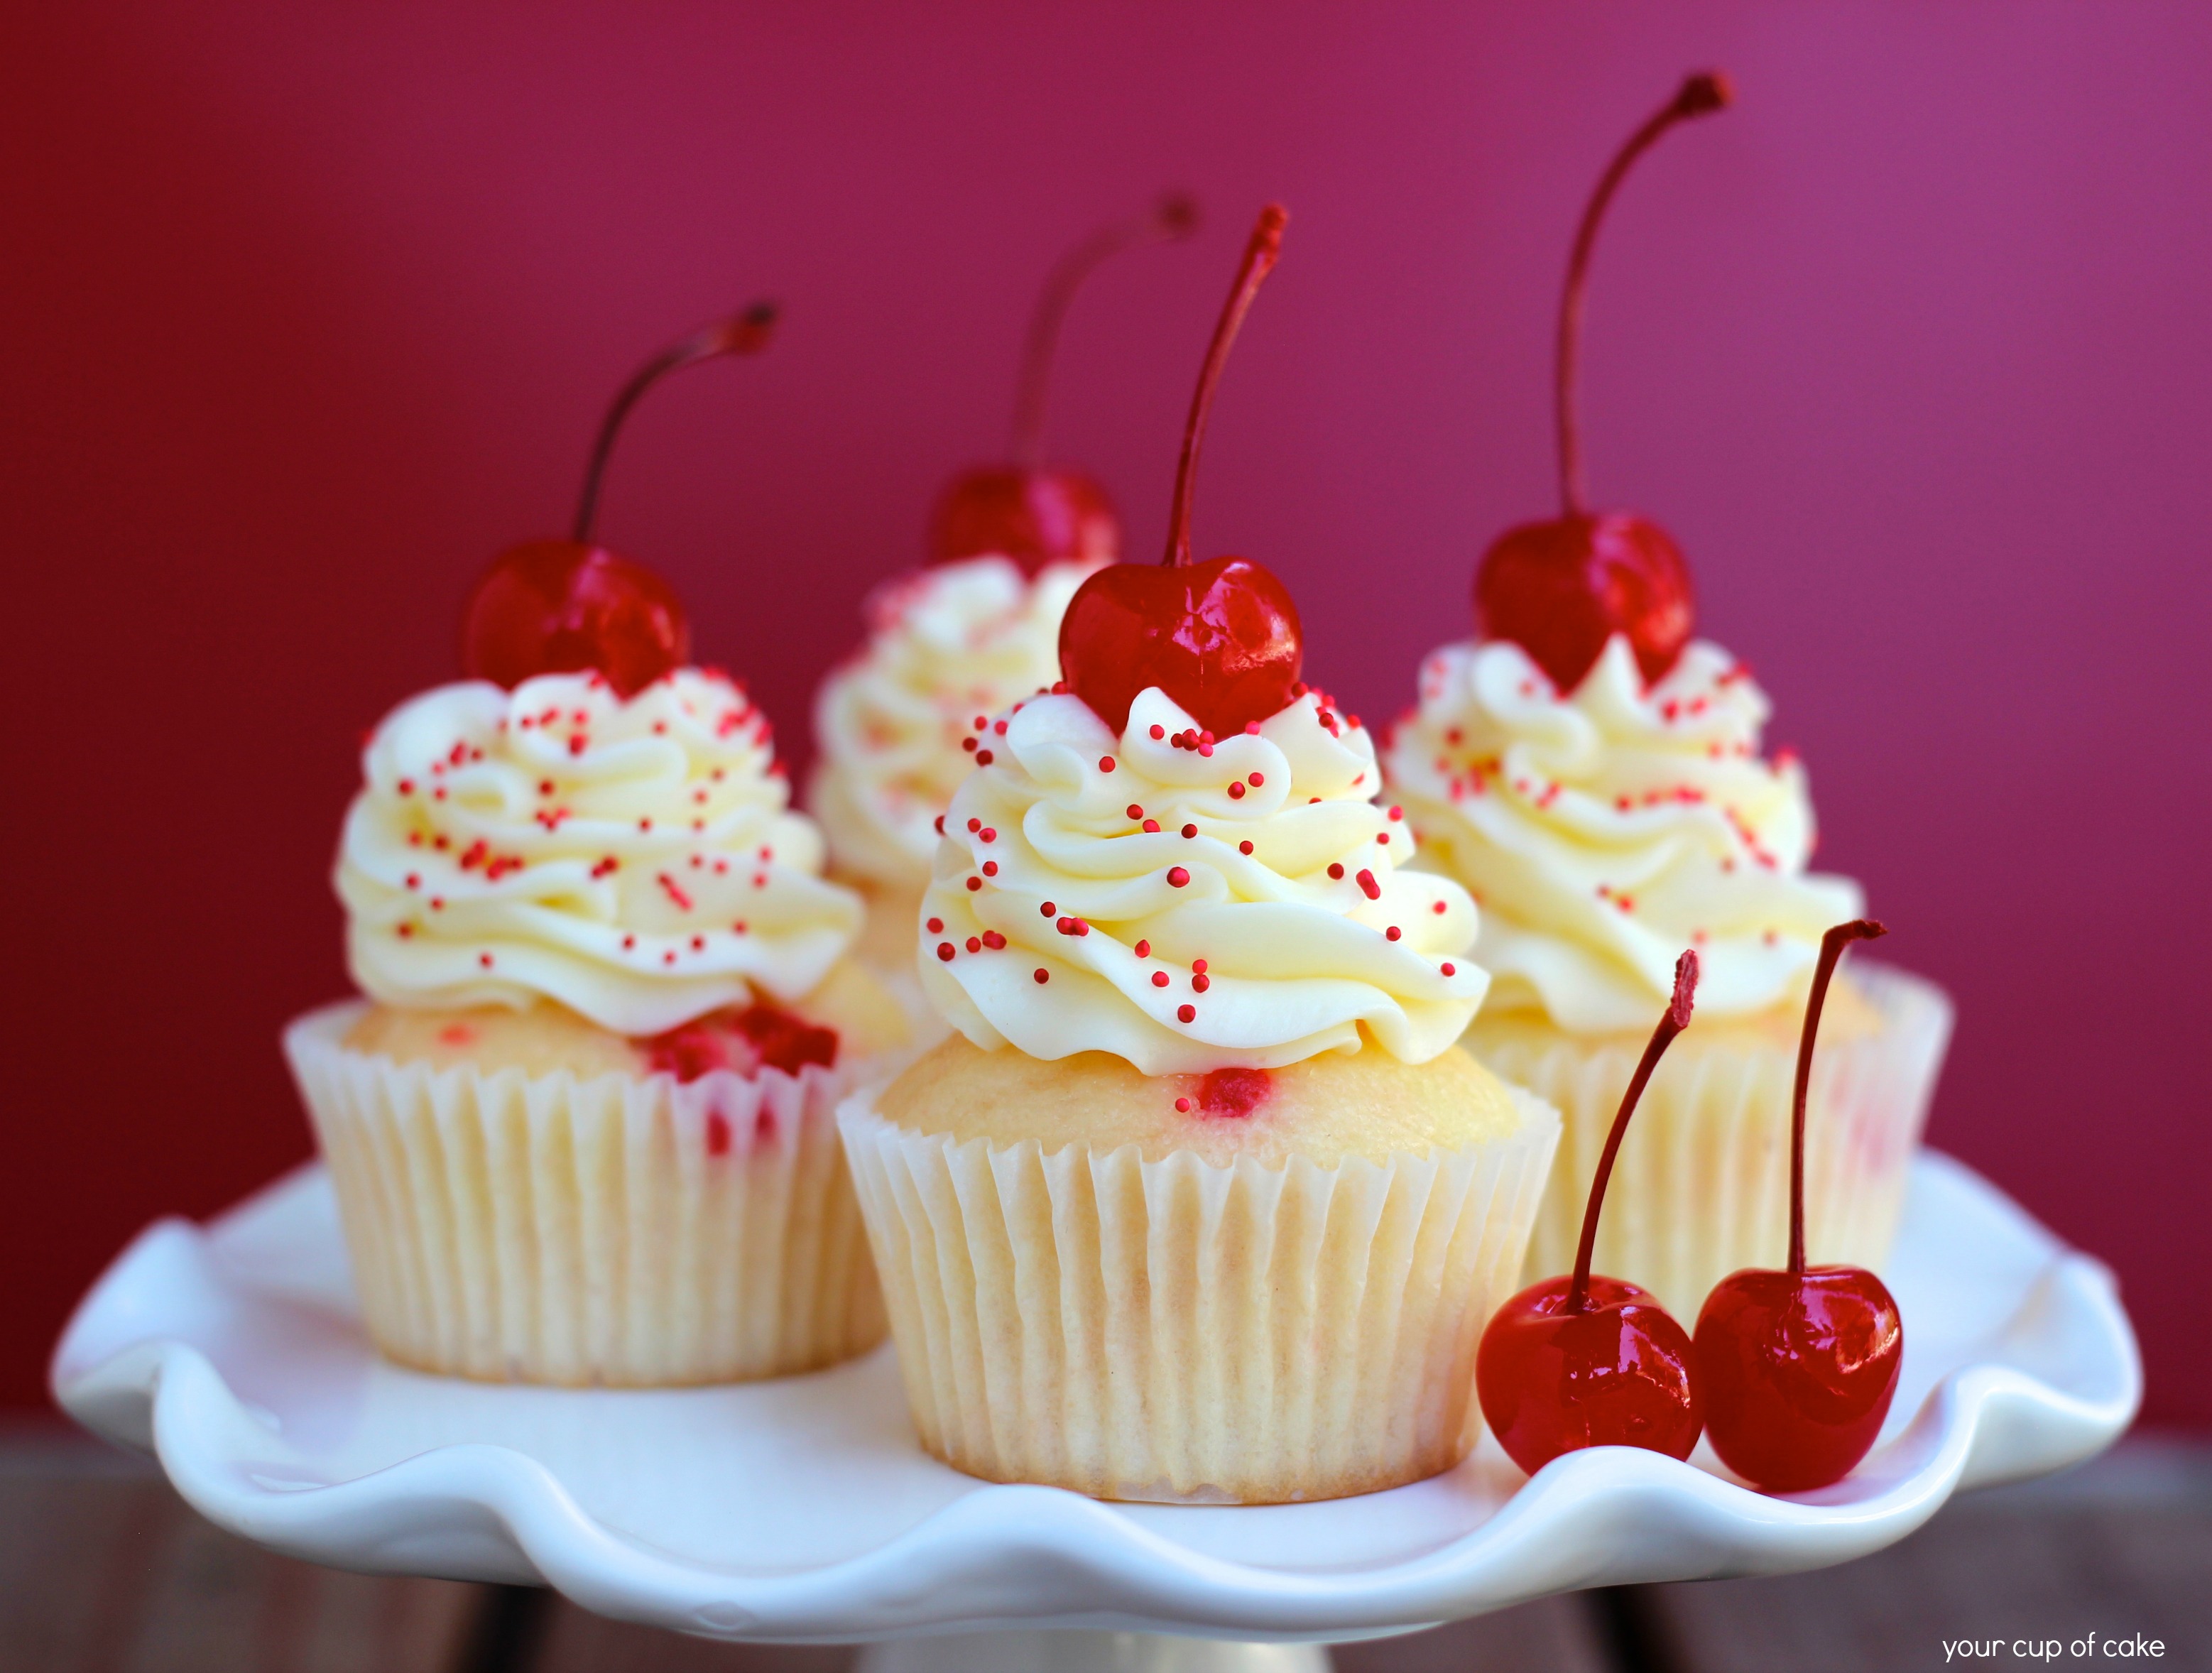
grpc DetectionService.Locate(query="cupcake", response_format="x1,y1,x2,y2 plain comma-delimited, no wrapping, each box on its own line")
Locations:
286,310,911,1385
1382,75,1949,1317
807,195,1196,983
839,207,1559,1504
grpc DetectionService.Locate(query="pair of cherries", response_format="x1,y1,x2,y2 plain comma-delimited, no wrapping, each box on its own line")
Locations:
1475,922,1905,1494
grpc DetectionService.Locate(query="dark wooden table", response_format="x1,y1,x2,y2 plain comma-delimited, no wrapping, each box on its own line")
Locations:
6,1424,2205,1672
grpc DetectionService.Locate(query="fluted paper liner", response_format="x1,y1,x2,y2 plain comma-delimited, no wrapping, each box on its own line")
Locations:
1470,960,1951,1319
285,1001,886,1385
838,1083,1559,1503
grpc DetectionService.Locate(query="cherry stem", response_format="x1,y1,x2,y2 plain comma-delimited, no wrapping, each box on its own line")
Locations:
1568,949,1699,1312
1009,193,1199,469
1554,71,1731,518
1789,919,1887,1275
1162,204,1288,568
572,302,780,545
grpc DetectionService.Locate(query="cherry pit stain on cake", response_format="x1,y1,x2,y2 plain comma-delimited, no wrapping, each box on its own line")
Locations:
1174,1066,1272,1118
645,1003,839,1083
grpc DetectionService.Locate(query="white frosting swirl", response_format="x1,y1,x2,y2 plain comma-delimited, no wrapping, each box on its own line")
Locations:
340,669,862,1036
808,556,1094,888
918,687,1487,1074
1383,635,1863,1032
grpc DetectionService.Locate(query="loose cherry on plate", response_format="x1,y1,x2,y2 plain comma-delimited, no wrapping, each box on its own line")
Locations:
1476,952,1704,1475
1057,205,1304,737
459,304,779,697
1473,72,1732,693
1695,920,1905,1492
929,194,1199,573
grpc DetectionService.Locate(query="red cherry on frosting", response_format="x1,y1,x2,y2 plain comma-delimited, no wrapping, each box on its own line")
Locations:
1696,920,1904,1492
460,304,778,698
1477,952,1704,1475
1471,72,1729,693
930,194,1197,573
1059,205,1304,736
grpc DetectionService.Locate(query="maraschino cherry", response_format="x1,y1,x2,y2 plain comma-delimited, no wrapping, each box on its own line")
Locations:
459,303,779,698
1057,205,1303,736
930,194,1199,572
1473,72,1733,692
1477,952,1704,1474
1696,920,1905,1492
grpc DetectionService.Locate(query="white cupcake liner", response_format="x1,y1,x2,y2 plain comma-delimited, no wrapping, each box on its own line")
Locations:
284,1001,888,1385
1466,960,1951,1319
837,1081,1559,1504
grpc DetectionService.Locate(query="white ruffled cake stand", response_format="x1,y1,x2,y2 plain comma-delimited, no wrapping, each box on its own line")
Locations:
52,1150,2137,1669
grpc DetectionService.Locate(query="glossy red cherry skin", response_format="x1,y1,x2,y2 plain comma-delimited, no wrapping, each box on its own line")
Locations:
929,464,1121,574
1473,511,1694,692
1694,1265,1903,1492
1057,555,1303,737
1476,1273,1704,1476
460,539,690,699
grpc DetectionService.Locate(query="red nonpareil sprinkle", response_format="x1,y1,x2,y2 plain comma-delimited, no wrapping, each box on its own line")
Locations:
1375,832,1389,844
965,876,983,892
690,934,705,952
732,920,747,933
968,817,981,832
657,873,694,911
974,715,988,731
663,950,677,965
639,817,653,832
568,734,587,757
408,832,423,846
979,828,996,843
397,779,415,795
479,952,494,968
1388,805,1402,821
994,719,1008,734
1432,900,1446,914
1166,866,1190,888
1134,939,1150,957
1228,783,1246,800
405,873,420,889
1150,724,1166,740
1126,804,1144,819
1356,868,1380,900
432,787,447,801
983,930,1006,949
1245,723,1261,735
935,815,946,834
1099,756,1116,773
432,835,449,850
1152,971,1170,986
653,721,668,736
966,936,981,953
1177,1003,1196,1023
927,917,944,932
396,923,414,938
1181,823,1197,839
963,737,979,753
622,934,636,949
937,942,956,961
1143,819,1160,833
1197,742,1213,758
1441,961,1456,976
1058,916,1077,934
1385,925,1402,942
976,750,994,765
981,861,998,876
1239,841,1253,855
1175,1096,1192,1113
1192,974,1211,993
1192,959,1207,974
1328,863,1345,880
1034,967,1050,983
1248,773,1264,787
752,873,767,888
429,896,445,910
689,854,703,868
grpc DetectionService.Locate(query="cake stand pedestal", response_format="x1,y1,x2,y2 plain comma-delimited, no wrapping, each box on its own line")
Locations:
50,1151,2137,1655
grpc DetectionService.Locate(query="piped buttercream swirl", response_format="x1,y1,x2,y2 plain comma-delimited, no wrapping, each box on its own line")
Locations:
1383,635,1863,1032
340,668,861,1035
918,687,1487,1074
808,556,1094,888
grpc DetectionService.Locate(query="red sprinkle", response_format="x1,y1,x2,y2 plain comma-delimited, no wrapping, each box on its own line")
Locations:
1166,866,1190,888
1180,823,1197,839
1134,939,1150,957
1238,841,1253,854
1441,961,1456,976
937,942,955,961
1150,724,1165,739
927,917,944,933
982,930,1006,949
1177,1003,1196,1023
1153,971,1170,986
1175,1096,1192,1113
1033,968,1050,983
1099,756,1116,773
965,876,983,892
1192,974,1211,992
1126,804,1144,819
1385,926,1402,942
1228,783,1246,800
479,952,494,968
1328,863,1345,880
1143,819,1161,833
976,750,994,765
1248,773,1264,787
982,861,998,876
1356,868,1381,900
1040,900,1056,916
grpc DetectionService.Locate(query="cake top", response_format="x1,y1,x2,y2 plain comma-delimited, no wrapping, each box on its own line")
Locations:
1383,634,1862,1032
807,555,1096,889
917,685,1485,1074
339,667,862,1037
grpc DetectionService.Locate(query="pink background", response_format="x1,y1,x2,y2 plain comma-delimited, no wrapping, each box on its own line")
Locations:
6,4,2208,1425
